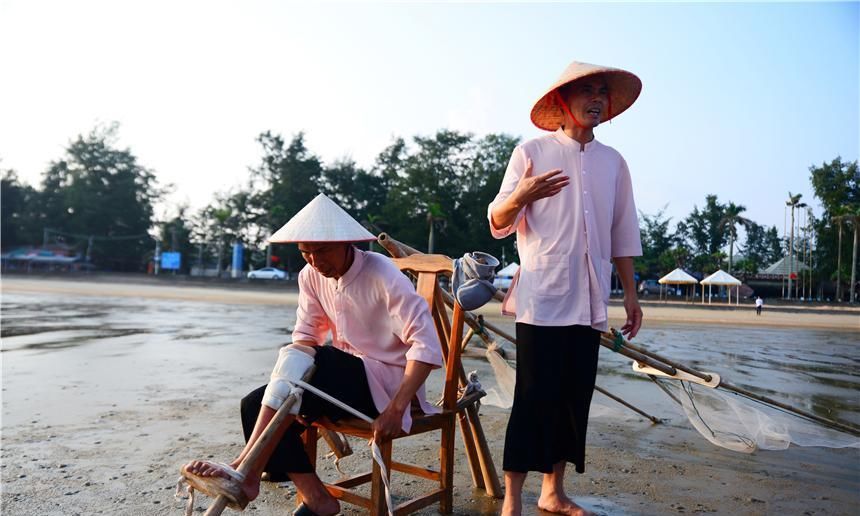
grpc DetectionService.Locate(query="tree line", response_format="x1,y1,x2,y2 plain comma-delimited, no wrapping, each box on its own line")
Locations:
2,125,857,299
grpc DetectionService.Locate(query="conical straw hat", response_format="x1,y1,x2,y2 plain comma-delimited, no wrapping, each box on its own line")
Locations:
268,193,376,243
530,61,642,131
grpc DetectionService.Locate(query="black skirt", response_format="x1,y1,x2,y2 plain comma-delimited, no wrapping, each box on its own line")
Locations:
503,323,600,474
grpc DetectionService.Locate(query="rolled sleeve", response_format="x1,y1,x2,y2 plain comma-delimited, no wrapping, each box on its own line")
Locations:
611,158,643,258
387,270,444,369
487,145,528,239
291,268,331,345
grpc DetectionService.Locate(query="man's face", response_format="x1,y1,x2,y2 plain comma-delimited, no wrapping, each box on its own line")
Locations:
561,77,610,128
298,242,352,278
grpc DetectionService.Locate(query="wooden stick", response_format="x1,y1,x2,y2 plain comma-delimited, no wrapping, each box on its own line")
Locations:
203,497,229,516
594,385,662,424
202,367,317,516
461,327,475,352
235,366,318,478
465,403,503,498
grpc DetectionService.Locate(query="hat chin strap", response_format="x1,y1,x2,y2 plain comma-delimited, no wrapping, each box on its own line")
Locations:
554,90,613,129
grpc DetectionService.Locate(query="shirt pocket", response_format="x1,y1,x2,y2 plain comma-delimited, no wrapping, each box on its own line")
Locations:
532,254,570,296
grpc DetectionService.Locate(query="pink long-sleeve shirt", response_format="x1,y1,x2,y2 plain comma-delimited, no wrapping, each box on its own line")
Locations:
487,129,642,330
292,248,444,432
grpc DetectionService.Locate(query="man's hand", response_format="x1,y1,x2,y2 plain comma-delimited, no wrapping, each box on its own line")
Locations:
491,159,569,230
511,159,569,207
621,294,643,339
371,405,405,444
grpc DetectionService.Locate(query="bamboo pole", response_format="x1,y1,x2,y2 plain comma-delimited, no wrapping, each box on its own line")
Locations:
607,329,713,383
594,385,662,424
608,330,860,437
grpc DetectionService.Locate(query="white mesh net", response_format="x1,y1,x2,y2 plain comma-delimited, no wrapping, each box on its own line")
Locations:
673,379,860,452
476,341,860,452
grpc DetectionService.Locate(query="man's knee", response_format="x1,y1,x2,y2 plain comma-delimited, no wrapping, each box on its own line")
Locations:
261,344,316,412
284,343,316,357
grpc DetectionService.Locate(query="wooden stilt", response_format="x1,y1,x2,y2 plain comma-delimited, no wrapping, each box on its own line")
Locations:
196,367,316,516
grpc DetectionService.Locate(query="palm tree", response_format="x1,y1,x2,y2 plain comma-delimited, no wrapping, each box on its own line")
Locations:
426,202,446,254
831,207,851,302
785,193,804,299
719,202,752,275
847,207,860,303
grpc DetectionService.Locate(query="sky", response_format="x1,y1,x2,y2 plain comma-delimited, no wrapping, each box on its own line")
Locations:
1,0,857,238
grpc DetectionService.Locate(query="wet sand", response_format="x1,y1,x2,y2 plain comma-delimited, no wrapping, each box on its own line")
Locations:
2,277,859,515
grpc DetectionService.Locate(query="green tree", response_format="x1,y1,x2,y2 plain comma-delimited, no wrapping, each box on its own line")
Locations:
809,157,859,301
738,222,782,274
676,195,728,273
637,207,678,278
249,132,323,274
1,169,42,249
35,125,160,270
719,202,752,274
320,158,386,225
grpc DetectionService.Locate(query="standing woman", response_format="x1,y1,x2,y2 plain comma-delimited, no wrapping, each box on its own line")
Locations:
488,61,644,516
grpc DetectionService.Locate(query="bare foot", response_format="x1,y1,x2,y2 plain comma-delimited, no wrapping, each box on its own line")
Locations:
501,494,522,516
537,493,594,516
183,460,260,502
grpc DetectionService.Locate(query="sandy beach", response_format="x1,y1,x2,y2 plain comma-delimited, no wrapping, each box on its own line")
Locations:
2,276,858,515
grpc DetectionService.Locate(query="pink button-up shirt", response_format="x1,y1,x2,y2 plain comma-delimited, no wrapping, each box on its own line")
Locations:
487,129,642,330
292,248,444,432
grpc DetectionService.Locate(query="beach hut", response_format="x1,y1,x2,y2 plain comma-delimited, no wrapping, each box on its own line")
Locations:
494,262,519,290
658,268,699,301
700,269,743,305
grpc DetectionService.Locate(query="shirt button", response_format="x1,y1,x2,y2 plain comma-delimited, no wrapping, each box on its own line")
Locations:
585,210,589,214
584,191,588,194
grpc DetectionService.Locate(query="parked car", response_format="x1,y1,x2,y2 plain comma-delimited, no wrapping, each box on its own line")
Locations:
247,267,287,280
638,279,660,296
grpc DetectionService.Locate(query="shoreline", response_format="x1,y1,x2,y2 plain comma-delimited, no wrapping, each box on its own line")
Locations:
3,276,858,332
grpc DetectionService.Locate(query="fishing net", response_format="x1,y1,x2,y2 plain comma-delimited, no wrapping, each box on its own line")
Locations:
477,342,860,452
482,342,515,409
669,378,860,452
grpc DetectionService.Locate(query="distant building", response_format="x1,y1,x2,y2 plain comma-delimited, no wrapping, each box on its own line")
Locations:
0,245,86,272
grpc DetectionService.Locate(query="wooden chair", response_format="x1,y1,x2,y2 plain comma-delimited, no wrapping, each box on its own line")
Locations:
300,254,469,515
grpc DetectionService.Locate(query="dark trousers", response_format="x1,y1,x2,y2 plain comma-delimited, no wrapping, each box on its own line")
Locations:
240,345,379,480
503,323,601,474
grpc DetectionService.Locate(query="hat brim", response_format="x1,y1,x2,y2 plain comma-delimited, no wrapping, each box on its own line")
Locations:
530,69,642,131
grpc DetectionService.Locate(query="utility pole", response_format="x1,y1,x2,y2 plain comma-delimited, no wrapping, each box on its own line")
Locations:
154,240,161,275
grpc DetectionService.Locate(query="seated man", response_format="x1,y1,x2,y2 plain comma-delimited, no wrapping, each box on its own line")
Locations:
183,193,444,515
